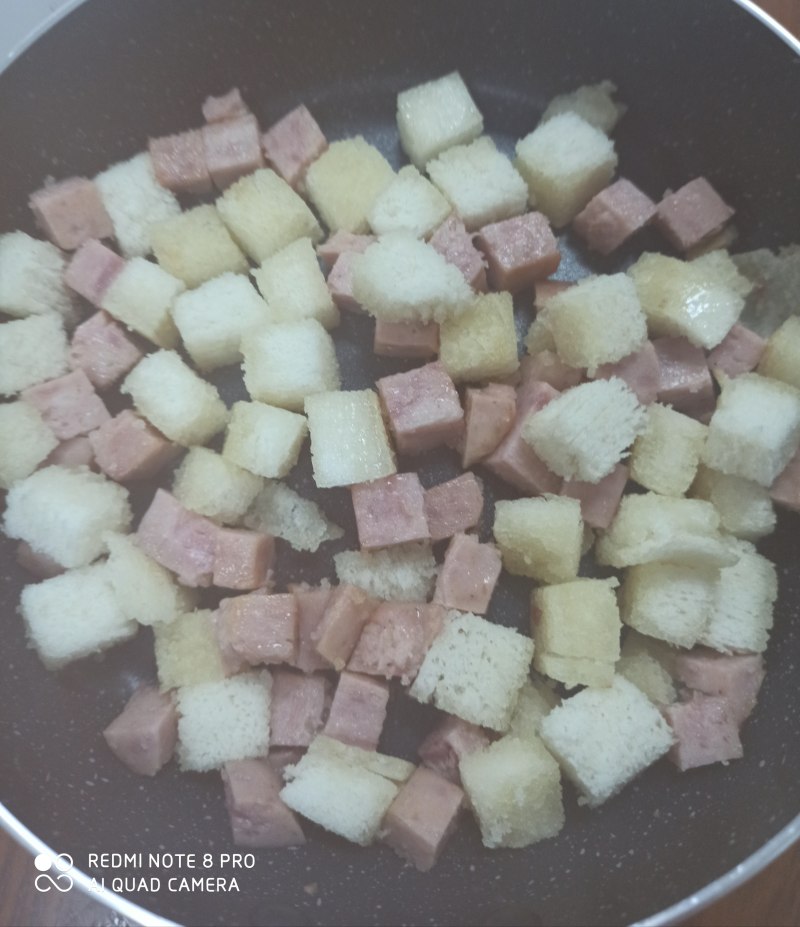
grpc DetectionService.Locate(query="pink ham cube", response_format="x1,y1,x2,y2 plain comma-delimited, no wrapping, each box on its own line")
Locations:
317,231,374,270
202,114,264,189
289,585,333,674
222,759,305,848
461,384,516,468
652,336,716,421
424,473,484,541
42,436,95,470
213,528,275,591
269,670,330,748
29,177,113,250
149,130,212,195
211,608,248,677
16,541,65,580
261,105,328,189
662,693,743,771
90,410,179,482
267,748,305,780
656,177,735,253
323,671,389,751
313,584,378,671
373,319,440,359
561,462,629,530
429,215,487,291
64,239,126,307
771,447,800,512
217,593,298,666
674,649,765,725
202,88,251,123
593,341,660,405
707,323,766,380
573,178,657,255
69,310,143,390
103,685,177,777
351,472,430,550
22,369,110,440
520,350,583,393
327,251,364,313
475,212,560,291
418,715,491,785
433,533,502,615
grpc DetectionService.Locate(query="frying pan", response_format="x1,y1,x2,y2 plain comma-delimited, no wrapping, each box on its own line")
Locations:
1,1,799,925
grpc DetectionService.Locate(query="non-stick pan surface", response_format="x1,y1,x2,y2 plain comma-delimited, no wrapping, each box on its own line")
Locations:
1,2,799,925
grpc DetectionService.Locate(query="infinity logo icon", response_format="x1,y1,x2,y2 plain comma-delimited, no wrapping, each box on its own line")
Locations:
33,852,74,893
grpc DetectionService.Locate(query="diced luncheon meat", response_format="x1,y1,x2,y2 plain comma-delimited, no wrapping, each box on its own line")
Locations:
217,593,298,665
102,685,177,777
429,215,487,291
382,766,465,871
21,369,110,440
534,280,573,310
593,341,660,405
461,384,516,468
327,252,364,313
270,670,330,748
69,310,143,390
212,528,275,591
149,130,212,195
707,323,766,380
261,105,328,189
418,715,491,785
202,114,264,189
662,693,743,771
424,473,484,541
770,447,800,512
652,336,716,420
475,211,560,291
202,88,251,123
323,671,390,751
16,541,65,579
222,759,305,848
373,319,440,359
63,239,126,307
290,586,333,674
561,462,629,530
674,650,764,725
351,473,430,550
29,176,113,250
520,351,583,393
573,178,656,255
433,533,502,614
90,410,179,482
313,584,378,670
43,436,95,470
656,177,735,253
317,230,375,269
267,748,305,779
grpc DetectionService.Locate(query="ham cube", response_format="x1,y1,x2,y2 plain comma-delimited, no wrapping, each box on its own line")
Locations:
213,528,275,591
202,114,264,189
652,336,716,421
475,212,560,291
377,361,464,455
461,383,516,468
424,473,484,541
261,105,328,189
43,436,95,470
520,351,583,393
382,766,464,871
593,341,660,405
90,410,179,482
418,715,490,784
270,670,330,748
317,230,375,270
103,685,177,777
327,251,364,313
373,320,440,359
561,462,629,530
534,280,573,311
290,585,333,674
222,758,305,848
656,177,735,253
69,310,143,390
662,693,743,771
22,369,110,440
573,178,657,255
351,473,430,550
217,593,298,665
323,671,390,751
674,649,765,725
429,215,487,292
149,130,212,195
29,177,113,250
433,533,502,615
211,608,248,677
267,748,305,779
313,584,378,670
771,447,800,512
64,239,126,307
16,541,65,579
203,88,251,123
707,323,766,380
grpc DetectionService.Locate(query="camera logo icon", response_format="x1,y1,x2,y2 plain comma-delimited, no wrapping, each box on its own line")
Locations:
33,852,74,893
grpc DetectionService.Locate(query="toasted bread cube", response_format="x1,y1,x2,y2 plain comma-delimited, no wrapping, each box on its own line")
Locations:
154,609,226,690
507,680,559,741
703,373,800,486
0,402,58,489
95,152,180,257
245,481,342,553
172,273,269,371
397,71,484,169
515,113,618,227
757,315,800,389
540,274,647,374
216,168,323,262
0,315,69,397
460,736,564,848
305,137,394,234
540,676,673,807
172,447,262,524
242,319,341,412
121,350,228,446
367,166,451,239
617,634,677,705
0,231,74,320
439,292,519,384
524,316,557,355
692,466,776,540
334,542,437,602
427,137,528,231
305,389,395,488
223,401,308,479
410,611,534,732
541,80,626,134
630,404,708,496
101,257,184,348
253,237,339,329
304,734,415,783
493,496,582,584
522,379,647,483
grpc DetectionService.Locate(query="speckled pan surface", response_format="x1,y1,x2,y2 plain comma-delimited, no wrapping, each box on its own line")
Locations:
1,1,799,925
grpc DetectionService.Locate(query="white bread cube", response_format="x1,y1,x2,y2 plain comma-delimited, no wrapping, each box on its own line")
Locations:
411,611,534,731
628,251,751,350
524,316,557,355
3,465,131,568
216,168,323,262
0,314,69,396
540,676,673,806
630,404,708,497
305,137,395,234
334,542,437,601
617,634,677,705
154,609,226,690
619,628,679,678
171,447,262,523
244,480,343,552
522,378,647,483
252,237,339,329
515,113,618,227
758,316,800,389
102,257,184,348
367,165,451,238
172,273,269,371
540,274,647,374
105,533,196,626
620,562,719,648
507,680,559,741
305,389,395,488
0,401,58,489
176,672,271,772
20,564,137,669
397,71,484,169
222,400,307,479
95,152,180,257
493,496,582,584
352,232,473,324
439,292,519,383
0,232,74,320
151,204,248,289
702,372,800,486
303,735,414,783
460,735,564,848
691,466,776,541
540,80,626,134
426,136,528,231
121,350,228,446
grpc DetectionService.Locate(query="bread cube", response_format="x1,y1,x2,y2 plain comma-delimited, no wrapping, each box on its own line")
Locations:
0,231,74,320
515,113,618,227
172,447,262,523
410,611,534,732
177,673,272,772
630,404,708,496
244,481,343,552
540,274,647,374
757,315,800,389
460,736,564,848
0,315,69,397
154,609,227,690
692,466,776,540
305,137,395,234
540,676,673,806
367,165,451,239
617,634,677,705
703,373,800,486
493,496,582,583
253,237,339,329
305,389,395,488
334,542,437,602
426,136,528,231
172,273,269,371
352,233,473,324
216,168,323,262
540,80,626,134
101,257,184,348
3,465,131,568
439,292,519,383
507,680,559,741
0,401,58,489
524,316,557,355
222,401,307,479
522,379,647,483
121,350,228,446
304,735,414,783
20,564,137,669
396,71,484,169
95,152,180,257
